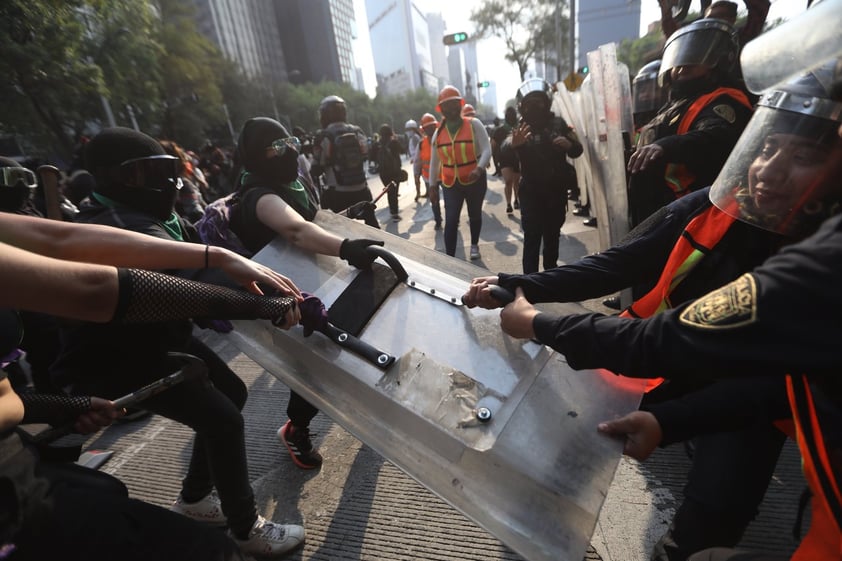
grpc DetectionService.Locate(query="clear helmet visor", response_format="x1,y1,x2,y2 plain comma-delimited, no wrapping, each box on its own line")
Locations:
709,97,842,238
659,21,737,86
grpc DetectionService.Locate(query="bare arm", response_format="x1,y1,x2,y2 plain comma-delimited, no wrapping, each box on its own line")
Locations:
0,213,300,297
254,193,344,257
0,242,119,322
0,378,25,433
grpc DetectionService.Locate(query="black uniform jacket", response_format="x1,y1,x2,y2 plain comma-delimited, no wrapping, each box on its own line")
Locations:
497,188,784,307
534,212,842,380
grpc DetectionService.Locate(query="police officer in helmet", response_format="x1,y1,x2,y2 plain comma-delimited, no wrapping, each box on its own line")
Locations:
501,78,583,273
627,19,752,229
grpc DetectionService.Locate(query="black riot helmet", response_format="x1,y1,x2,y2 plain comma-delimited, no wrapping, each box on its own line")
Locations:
516,78,553,108
319,95,347,127
516,78,554,126
709,59,842,238
633,60,668,128
659,19,740,87
84,127,182,221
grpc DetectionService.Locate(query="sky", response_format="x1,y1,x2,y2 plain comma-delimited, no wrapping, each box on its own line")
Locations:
354,0,809,117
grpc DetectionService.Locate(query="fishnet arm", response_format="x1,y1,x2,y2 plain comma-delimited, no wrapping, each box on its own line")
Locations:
114,269,295,325
20,391,90,426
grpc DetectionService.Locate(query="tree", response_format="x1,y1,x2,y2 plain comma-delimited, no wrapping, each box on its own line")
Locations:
470,0,570,81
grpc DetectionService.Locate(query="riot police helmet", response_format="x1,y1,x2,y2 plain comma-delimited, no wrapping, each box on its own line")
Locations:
633,60,668,121
659,19,739,87
709,59,842,238
516,78,553,109
319,95,347,127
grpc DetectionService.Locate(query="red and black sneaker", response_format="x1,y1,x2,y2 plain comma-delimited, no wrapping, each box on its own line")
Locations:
277,420,323,470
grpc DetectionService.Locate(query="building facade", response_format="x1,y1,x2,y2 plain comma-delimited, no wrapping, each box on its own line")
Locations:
577,0,641,67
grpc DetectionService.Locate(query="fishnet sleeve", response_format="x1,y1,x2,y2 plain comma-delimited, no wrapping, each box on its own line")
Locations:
113,269,295,325
20,391,91,425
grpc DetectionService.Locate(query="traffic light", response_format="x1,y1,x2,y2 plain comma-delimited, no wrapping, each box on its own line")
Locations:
577,65,590,75
477,81,490,88
443,32,468,46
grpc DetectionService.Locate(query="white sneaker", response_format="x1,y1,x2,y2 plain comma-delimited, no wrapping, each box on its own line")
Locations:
469,245,481,260
170,489,227,526
232,515,305,557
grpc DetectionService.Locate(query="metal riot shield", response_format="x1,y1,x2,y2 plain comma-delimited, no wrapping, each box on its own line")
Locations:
585,43,632,251
552,81,594,209
227,212,644,561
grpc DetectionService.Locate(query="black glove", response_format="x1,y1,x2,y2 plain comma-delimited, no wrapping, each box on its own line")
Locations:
345,200,376,219
340,238,384,269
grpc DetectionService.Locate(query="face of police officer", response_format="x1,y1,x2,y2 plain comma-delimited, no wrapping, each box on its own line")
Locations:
440,99,463,121
747,132,842,220
520,94,551,127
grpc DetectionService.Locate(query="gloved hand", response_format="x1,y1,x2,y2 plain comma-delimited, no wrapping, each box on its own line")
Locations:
345,200,376,220
298,292,328,337
339,238,384,269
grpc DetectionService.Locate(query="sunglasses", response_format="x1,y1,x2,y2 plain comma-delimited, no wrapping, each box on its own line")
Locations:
0,166,37,189
266,137,301,158
118,155,183,191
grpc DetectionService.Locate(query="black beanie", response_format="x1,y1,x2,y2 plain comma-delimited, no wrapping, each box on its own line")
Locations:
84,128,175,220
237,117,290,172
0,156,22,169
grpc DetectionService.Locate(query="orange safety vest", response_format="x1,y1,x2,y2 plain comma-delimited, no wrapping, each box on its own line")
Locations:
436,118,478,187
621,204,737,390
787,375,842,560
664,87,753,198
419,136,432,181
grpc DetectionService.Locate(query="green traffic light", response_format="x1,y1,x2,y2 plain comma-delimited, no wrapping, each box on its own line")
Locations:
443,32,469,46
477,81,490,88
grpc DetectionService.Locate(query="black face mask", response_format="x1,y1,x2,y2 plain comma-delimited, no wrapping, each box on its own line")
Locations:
670,75,715,99
523,107,552,129
0,183,33,212
256,149,299,185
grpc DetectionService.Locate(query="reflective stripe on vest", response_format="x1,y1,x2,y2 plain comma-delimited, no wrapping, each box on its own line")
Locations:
436,118,478,187
664,88,753,198
420,136,432,181
787,374,842,560
621,204,737,391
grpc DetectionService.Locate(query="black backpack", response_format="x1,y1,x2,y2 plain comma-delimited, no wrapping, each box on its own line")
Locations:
326,126,366,186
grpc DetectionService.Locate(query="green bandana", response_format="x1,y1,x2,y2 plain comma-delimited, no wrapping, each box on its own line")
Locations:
92,192,184,241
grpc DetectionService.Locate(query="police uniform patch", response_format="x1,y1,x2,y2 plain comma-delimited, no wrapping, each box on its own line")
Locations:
712,104,736,123
680,273,757,329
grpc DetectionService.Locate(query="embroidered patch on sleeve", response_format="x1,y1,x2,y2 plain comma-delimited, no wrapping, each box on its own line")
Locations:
680,273,757,329
712,104,737,123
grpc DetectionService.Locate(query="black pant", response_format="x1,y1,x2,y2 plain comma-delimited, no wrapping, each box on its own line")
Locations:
653,423,786,561
71,336,257,537
11,453,245,561
519,183,566,274
322,186,379,228
287,391,318,427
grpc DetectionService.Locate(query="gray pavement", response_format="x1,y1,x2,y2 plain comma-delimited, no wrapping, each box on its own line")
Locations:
69,163,805,560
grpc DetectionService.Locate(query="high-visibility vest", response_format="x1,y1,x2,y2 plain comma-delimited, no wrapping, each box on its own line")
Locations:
621,203,737,390
436,118,478,187
664,87,753,198
419,136,432,181
787,374,842,560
